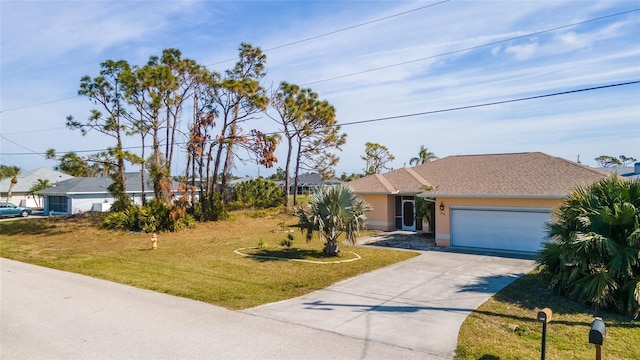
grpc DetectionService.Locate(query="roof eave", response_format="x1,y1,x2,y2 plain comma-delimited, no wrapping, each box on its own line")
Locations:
353,190,400,195
417,193,567,199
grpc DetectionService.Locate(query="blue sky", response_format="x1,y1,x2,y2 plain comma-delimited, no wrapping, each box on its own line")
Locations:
1,0,639,178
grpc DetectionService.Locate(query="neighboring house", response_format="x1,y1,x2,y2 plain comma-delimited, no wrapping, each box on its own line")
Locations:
278,173,342,195
347,152,609,253
39,172,182,216
599,162,640,181
0,168,73,208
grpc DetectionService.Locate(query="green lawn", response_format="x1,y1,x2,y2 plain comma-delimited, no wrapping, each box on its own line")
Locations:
0,210,417,310
2,210,637,358
456,272,640,360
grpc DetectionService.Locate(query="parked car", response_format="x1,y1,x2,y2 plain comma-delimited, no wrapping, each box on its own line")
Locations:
0,202,32,218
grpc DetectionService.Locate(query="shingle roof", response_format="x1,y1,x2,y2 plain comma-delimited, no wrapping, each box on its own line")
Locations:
348,152,609,197
0,168,73,193
39,172,171,195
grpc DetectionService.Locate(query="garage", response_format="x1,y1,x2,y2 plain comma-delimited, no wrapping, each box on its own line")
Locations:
450,207,552,252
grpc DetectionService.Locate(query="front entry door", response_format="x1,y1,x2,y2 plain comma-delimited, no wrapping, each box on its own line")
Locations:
402,199,416,231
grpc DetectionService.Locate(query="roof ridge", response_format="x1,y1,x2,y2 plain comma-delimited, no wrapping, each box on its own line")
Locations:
374,173,398,193
444,152,537,159
545,153,610,176
403,167,432,187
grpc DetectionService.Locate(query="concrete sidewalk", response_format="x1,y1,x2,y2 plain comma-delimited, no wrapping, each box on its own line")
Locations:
245,250,536,359
0,258,435,360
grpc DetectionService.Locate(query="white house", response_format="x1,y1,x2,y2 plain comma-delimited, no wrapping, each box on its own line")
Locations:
0,168,73,208
39,172,179,215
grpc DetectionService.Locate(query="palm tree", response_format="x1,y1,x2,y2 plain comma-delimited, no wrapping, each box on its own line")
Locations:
6,175,18,202
295,184,372,256
27,179,52,208
537,176,640,318
409,146,438,166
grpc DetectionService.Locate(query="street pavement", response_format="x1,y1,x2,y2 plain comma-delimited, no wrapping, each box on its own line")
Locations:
1,258,434,359
1,247,535,359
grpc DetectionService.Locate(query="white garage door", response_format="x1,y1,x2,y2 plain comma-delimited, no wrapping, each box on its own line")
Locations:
451,208,552,252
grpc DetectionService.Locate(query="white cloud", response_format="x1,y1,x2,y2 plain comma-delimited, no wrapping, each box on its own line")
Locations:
1,0,638,174
504,42,539,61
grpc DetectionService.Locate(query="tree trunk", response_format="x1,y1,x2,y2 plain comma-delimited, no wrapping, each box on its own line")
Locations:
140,134,146,206
283,133,294,208
293,138,304,205
6,176,17,202
220,121,237,201
323,239,340,256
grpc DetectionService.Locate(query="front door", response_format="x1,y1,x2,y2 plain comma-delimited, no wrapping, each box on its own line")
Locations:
402,199,415,231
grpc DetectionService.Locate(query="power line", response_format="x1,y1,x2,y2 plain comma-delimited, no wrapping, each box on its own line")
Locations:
0,96,78,114
1,126,69,135
335,81,640,127
302,8,640,85
2,80,637,157
2,7,636,115
204,0,451,67
0,1,450,114
0,135,48,158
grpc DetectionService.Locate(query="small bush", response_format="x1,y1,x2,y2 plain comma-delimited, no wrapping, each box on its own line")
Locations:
232,178,284,209
102,211,130,230
280,233,294,248
102,199,195,232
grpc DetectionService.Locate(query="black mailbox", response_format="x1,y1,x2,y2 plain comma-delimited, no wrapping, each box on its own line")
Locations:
589,318,606,346
537,308,552,323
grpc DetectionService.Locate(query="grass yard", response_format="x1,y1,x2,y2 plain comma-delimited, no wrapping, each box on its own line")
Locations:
456,272,640,360
0,209,417,310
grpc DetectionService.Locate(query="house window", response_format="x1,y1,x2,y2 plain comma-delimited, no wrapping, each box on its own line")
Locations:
49,196,68,213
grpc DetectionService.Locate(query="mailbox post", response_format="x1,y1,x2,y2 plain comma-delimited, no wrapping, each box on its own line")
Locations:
589,317,606,360
537,308,552,360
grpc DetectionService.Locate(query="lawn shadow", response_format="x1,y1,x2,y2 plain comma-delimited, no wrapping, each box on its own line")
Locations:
0,218,70,236
245,248,332,262
483,273,639,326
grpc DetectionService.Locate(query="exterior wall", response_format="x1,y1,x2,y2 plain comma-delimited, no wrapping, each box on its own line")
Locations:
44,191,180,216
359,194,396,231
1,192,41,208
70,194,115,215
433,197,563,247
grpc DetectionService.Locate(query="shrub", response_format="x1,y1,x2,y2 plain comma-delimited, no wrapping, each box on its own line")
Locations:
232,178,284,209
537,176,640,318
280,233,294,248
102,199,195,233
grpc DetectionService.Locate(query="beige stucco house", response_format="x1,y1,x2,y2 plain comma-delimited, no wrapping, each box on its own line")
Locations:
347,152,608,253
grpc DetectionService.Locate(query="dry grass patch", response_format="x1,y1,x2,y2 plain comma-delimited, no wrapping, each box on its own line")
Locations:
456,272,640,360
0,210,417,310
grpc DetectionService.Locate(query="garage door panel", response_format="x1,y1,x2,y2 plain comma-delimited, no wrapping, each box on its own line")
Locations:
451,209,551,252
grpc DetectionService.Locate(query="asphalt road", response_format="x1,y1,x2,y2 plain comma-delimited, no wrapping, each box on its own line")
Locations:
0,258,436,360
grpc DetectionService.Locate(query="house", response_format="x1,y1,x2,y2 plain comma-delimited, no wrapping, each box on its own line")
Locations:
278,173,342,195
599,162,640,181
39,172,181,216
0,168,73,208
347,152,609,253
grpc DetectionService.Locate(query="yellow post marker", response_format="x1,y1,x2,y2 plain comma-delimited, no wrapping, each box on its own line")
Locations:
151,232,158,250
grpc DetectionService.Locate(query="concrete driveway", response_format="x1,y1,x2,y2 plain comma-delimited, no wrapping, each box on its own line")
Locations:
245,249,536,359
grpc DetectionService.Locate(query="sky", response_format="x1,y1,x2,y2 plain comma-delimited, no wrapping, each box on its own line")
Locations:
1,0,639,179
